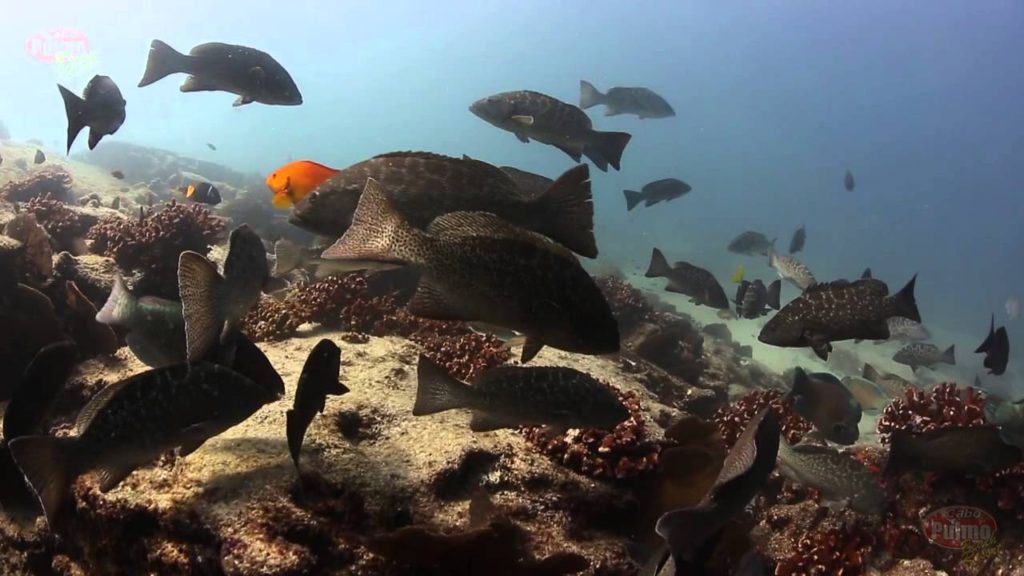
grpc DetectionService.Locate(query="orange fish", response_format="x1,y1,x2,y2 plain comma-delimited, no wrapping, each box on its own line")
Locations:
266,160,340,209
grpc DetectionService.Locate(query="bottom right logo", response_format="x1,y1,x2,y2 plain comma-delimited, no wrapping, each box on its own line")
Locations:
923,506,998,550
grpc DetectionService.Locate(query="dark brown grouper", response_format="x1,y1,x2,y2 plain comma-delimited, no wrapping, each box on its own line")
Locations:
758,276,920,360
470,90,632,172
887,426,1020,476
321,178,619,363
413,354,629,432
286,339,349,469
138,40,301,107
788,368,862,445
9,362,280,528
579,80,676,119
645,248,730,310
290,152,597,258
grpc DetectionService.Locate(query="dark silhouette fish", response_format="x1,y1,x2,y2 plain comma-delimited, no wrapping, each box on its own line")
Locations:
33,149,45,164
777,439,884,514
844,169,855,191
655,408,780,570
892,342,955,372
645,248,729,310
579,81,675,119
734,279,781,319
287,339,349,469
178,225,283,362
887,426,1020,476
111,170,124,179
290,152,597,258
788,225,806,254
138,40,302,107
3,341,77,441
57,75,126,152
788,368,862,445
975,314,1009,376
623,178,691,211
321,179,619,363
10,362,279,527
207,142,217,151
95,275,186,367
727,231,776,256
759,276,920,360
413,354,629,432
470,90,632,172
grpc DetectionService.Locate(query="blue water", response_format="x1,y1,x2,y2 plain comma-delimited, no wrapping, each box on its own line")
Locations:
3,0,1023,392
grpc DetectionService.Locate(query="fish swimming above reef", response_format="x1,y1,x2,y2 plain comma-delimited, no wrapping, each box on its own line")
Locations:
623,178,691,211
975,314,1009,376
578,80,675,119
645,248,730,310
9,361,279,528
321,178,619,363
33,149,45,164
287,339,349,469
841,376,889,411
892,342,955,372
290,152,597,258
58,75,126,152
110,170,124,179
882,316,931,343
844,169,856,191
788,225,806,254
655,408,780,570
95,275,186,367
412,354,629,432
727,231,776,257
886,425,1020,476
758,276,920,360
787,368,862,445
470,90,632,172
266,160,340,209
777,438,885,514
734,279,781,319
178,224,284,362
138,40,302,107
861,363,916,397
179,181,221,205
768,251,816,291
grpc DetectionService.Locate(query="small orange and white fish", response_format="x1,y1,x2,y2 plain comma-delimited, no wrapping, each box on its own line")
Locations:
179,181,221,205
266,160,340,209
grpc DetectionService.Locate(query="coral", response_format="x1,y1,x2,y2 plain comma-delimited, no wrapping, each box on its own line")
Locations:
289,273,404,333
0,234,25,294
419,332,512,382
773,525,877,575
522,390,662,480
24,194,90,250
0,165,73,202
595,274,655,334
87,201,224,299
713,388,810,448
4,213,52,284
624,315,706,384
242,296,302,342
877,383,986,441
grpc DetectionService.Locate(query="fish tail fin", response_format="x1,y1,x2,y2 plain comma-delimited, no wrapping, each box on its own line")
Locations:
645,248,672,278
138,40,190,87
412,354,473,416
767,279,782,310
177,251,225,363
890,274,921,322
95,274,137,326
861,268,872,279
941,344,956,365
579,80,604,109
655,505,719,564
623,189,643,211
58,84,87,153
584,131,631,172
534,164,596,258
975,314,995,353
273,239,303,276
320,178,426,265
9,435,80,528
862,363,881,382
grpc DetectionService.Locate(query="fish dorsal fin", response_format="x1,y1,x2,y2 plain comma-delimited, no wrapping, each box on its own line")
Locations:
426,212,577,260
75,374,142,434
372,151,455,162
803,280,850,293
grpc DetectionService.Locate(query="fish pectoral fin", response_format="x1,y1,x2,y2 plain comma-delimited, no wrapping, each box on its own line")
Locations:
95,457,141,493
178,420,228,457
510,115,534,126
180,75,216,93
803,331,832,360
271,193,293,209
469,411,509,432
521,337,544,363
407,278,467,321
514,132,530,143
233,95,255,107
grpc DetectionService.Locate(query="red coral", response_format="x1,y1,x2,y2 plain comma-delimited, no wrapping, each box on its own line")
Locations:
713,388,810,448
87,201,224,299
595,274,654,333
876,383,986,442
419,332,511,382
24,194,89,250
521,390,661,480
774,525,876,576
0,165,73,202
242,296,302,342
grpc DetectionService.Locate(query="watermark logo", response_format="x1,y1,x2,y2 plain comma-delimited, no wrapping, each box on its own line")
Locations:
25,28,99,82
923,506,997,550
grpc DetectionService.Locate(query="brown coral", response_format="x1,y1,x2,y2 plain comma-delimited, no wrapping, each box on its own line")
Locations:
24,193,90,250
241,296,302,342
87,201,224,299
773,525,877,576
877,383,986,442
595,274,655,333
713,388,810,448
419,332,511,382
0,165,73,202
522,390,662,480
